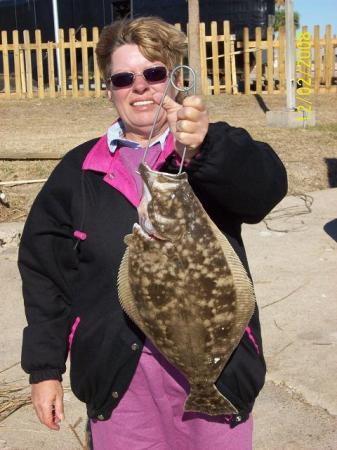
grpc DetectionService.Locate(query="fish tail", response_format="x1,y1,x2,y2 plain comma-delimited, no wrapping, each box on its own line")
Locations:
184,383,238,416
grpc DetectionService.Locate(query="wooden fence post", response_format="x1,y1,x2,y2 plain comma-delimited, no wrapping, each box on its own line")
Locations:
314,25,321,93
1,31,11,98
35,29,44,99
23,30,33,98
81,27,89,97
13,30,22,98
199,22,208,95
278,26,285,94
324,25,333,90
255,27,262,94
210,21,220,95
47,41,56,97
93,27,101,98
267,26,274,94
224,21,231,94
243,27,250,94
69,28,78,97
58,29,67,97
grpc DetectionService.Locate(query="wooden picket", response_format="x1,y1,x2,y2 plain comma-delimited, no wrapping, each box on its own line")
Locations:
0,24,336,99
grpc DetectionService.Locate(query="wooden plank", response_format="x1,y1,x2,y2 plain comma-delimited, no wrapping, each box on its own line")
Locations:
278,26,285,94
12,30,22,98
69,28,78,97
210,21,220,95
35,29,44,99
314,25,321,93
267,26,273,94
47,41,56,97
224,21,231,94
81,27,89,97
198,23,207,95
93,27,101,97
19,49,26,95
324,25,332,90
255,27,262,94
23,30,33,98
230,37,238,94
243,27,250,94
1,31,11,98
0,152,65,160
58,29,67,96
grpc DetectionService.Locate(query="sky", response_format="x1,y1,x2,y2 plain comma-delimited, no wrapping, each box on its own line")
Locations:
294,0,337,33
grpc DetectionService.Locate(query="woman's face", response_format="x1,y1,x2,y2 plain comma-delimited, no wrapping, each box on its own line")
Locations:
107,44,176,141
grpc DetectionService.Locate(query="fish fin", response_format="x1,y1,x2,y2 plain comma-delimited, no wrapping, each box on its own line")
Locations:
184,383,238,416
206,217,256,351
117,248,146,330
124,234,133,245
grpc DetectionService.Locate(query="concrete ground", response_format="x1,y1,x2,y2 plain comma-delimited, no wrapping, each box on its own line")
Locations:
0,188,336,450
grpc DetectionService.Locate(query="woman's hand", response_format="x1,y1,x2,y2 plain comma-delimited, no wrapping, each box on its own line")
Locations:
31,380,64,430
153,93,209,160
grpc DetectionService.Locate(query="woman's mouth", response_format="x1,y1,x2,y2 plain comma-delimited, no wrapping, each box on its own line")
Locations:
131,100,154,107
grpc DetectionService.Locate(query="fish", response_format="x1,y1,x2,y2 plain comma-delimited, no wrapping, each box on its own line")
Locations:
117,162,256,415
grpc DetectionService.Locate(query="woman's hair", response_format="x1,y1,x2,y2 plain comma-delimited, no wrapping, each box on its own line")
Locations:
95,16,187,81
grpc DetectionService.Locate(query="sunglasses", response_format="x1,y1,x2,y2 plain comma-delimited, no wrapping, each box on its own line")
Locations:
109,66,168,88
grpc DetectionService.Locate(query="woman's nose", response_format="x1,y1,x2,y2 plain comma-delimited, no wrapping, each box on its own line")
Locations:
132,74,149,93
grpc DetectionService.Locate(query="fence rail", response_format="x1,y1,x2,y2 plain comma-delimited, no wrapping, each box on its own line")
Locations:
0,23,336,99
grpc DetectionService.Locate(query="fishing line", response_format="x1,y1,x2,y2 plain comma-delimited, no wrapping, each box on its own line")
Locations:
142,65,196,175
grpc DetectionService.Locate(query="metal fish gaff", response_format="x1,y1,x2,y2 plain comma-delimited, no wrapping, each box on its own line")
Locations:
117,66,256,416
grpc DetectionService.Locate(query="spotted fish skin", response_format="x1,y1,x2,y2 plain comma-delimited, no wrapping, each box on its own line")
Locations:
118,163,256,415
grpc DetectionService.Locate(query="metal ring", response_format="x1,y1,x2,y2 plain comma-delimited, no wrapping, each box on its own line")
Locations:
170,65,196,95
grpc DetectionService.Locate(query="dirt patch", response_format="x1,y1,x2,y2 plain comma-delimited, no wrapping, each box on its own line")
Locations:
0,94,336,222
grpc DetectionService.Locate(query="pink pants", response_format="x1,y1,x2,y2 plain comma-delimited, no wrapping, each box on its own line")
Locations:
91,340,253,450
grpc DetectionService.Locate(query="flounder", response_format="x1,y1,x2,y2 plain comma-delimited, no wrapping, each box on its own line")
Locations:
118,163,256,415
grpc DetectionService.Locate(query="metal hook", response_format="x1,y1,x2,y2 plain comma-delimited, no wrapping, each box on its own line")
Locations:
141,64,197,174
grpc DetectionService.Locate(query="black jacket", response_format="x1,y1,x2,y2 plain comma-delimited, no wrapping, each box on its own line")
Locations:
19,122,287,426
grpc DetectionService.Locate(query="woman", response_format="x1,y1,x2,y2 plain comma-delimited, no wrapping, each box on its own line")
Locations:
19,17,287,449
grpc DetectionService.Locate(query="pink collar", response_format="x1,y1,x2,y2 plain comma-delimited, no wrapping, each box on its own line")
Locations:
82,132,175,207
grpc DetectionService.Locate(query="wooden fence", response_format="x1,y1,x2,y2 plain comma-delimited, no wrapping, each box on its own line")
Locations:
0,22,336,99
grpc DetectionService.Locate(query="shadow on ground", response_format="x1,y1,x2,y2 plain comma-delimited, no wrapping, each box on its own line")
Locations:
324,218,337,242
325,158,337,188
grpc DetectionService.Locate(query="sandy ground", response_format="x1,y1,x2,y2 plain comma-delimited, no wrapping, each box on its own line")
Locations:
0,93,336,222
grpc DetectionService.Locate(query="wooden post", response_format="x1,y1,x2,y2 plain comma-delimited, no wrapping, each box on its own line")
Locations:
81,27,89,97
93,27,101,98
211,21,220,95
69,28,78,97
58,29,67,96
224,21,231,94
243,27,250,94
1,31,11,98
267,26,274,94
23,30,33,98
230,36,238,94
19,48,27,95
278,26,285,94
255,27,262,94
199,23,208,95
47,41,56,97
35,29,44,99
13,30,22,98
314,25,321,93
324,25,332,90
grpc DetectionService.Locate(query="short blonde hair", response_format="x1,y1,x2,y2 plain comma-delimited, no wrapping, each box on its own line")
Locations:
95,16,187,81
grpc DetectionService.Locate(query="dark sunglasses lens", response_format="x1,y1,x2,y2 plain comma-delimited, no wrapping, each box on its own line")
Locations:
111,72,134,88
143,66,167,83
